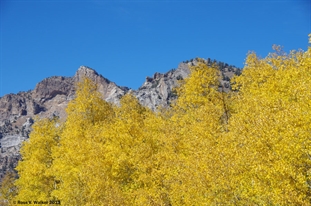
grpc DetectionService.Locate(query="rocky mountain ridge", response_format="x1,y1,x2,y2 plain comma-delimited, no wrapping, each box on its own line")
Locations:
0,58,240,180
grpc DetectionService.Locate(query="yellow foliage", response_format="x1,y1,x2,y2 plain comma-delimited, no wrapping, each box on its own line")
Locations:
14,117,60,202
228,41,311,204
51,78,120,205
10,34,311,205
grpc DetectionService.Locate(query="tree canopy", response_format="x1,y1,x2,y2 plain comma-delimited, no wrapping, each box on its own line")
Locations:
3,35,311,205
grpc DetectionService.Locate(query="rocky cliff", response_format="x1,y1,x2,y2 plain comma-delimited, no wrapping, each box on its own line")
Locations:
0,58,240,180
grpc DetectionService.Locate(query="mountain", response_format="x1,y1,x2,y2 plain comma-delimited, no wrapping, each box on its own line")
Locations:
0,58,240,181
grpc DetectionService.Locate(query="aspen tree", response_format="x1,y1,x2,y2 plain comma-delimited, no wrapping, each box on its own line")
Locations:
165,61,231,205
14,117,60,201
227,38,311,205
51,78,119,205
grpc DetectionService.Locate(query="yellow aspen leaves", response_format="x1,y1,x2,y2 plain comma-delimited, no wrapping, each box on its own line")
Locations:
228,39,311,204
14,117,60,202
8,35,311,205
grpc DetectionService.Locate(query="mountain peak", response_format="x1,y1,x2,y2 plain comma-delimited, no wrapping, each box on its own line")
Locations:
77,65,97,73
74,66,99,82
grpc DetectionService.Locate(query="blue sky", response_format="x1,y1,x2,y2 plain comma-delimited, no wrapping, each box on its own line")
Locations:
0,0,310,96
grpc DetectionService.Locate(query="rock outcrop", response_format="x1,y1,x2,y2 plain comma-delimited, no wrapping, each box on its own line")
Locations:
0,58,240,181
74,66,130,105
134,62,191,110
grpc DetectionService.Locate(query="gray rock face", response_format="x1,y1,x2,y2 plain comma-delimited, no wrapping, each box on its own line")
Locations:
134,62,191,110
0,135,27,149
32,76,75,103
0,59,240,181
